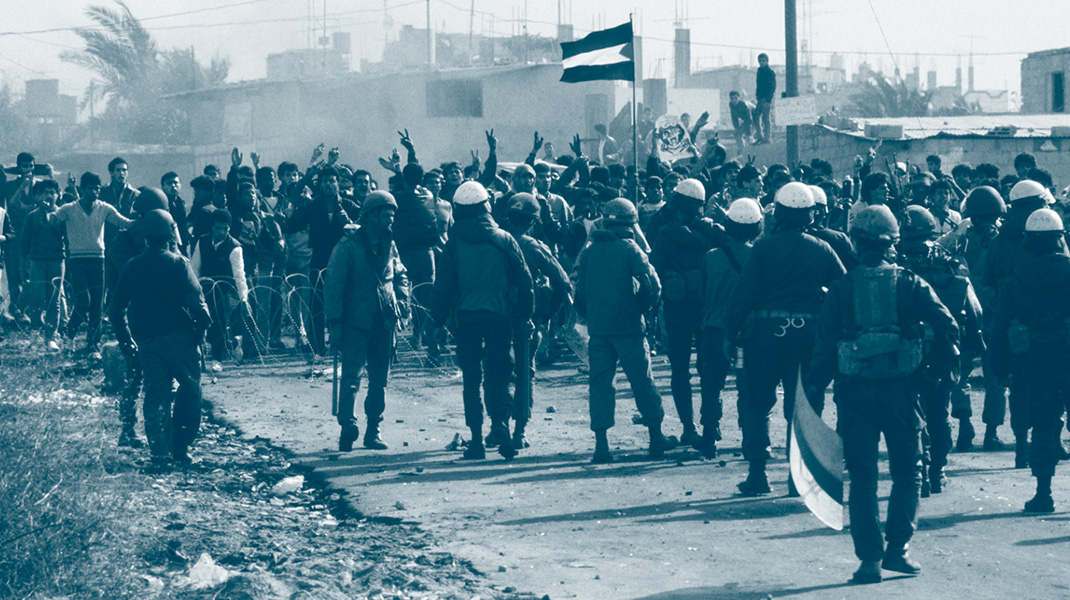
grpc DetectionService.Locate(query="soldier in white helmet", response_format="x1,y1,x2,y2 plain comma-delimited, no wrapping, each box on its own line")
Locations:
432,181,533,461
576,197,674,463
983,180,1065,467
697,198,762,458
990,208,1070,513
651,178,726,449
725,181,846,496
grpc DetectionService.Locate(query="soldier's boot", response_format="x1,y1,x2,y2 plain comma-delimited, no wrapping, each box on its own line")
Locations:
363,422,388,450
592,429,613,464
512,419,530,449
1014,436,1030,469
118,424,143,449
956,419,975,452
338,425,360,452
462,427,486,460
679,425,702,448
929,466,947,494
851,560,882,584
648,427,678,460
493,422,516,460
696,429,719,459
737,462,771,496
1025,475,1055,513
484,420,504,448
882,544,921,575
983,425,1007,451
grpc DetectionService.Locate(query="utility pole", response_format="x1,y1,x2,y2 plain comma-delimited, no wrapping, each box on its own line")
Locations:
426,0,433,71
784,0,799,166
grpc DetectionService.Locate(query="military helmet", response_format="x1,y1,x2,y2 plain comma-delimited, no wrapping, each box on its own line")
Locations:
962,186,1006,220
726,198,763,225
133,187,168,216
808,185,828,206
1009,179,1055,204
141,208,175,239
1025,208,1064,234
603,197,639,225
774,181,815,209
900,205,940,241
850,204,900,242
673,178,706,205
453,181,490,206
508,192,541,220
360,190,397,220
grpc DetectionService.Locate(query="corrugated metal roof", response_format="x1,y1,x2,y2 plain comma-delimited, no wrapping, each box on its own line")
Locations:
834,115,1070,139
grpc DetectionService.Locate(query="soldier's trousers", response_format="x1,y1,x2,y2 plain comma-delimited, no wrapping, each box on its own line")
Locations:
455,310,514,430
698,326,748,437
741,316,816,464
1016,364,1069,478
588,334,664,431
919,373,955,471
140,331,203,460
838,379,924,562
337,323,394,429
663,299,704,430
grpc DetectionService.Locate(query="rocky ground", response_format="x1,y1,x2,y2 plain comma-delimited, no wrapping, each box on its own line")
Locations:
206,337,1070,600
4,329,1070,599
0,336,539,600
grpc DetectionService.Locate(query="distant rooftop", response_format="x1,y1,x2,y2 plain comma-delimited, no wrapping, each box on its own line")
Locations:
1025,47,1070,59
830,114,1070,139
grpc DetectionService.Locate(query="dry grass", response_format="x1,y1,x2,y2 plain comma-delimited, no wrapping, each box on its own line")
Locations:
0,358,142,599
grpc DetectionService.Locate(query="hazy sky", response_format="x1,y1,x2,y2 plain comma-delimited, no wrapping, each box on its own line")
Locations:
1,0,1067,103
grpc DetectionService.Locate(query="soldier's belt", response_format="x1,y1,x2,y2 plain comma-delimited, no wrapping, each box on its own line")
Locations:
753,310,815,320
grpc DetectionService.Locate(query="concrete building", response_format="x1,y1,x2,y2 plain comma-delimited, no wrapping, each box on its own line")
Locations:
1022,47,1070,114
801,114,1070,189
165,64,628,176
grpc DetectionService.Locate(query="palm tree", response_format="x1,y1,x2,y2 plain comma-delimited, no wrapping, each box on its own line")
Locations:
62,0,229,144
848,73,932,118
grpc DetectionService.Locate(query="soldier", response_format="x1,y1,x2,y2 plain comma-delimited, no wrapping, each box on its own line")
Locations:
898,206,983,495
809,205,958,583
325,191,410,452
652,178,725,448
697,198,762,458
726,182,846,496
503,193,571,450
576,198,674,463
983,180,1060,467
432,181,533,461
990,208,1070,513
936,186,1005,451
108,209,211,470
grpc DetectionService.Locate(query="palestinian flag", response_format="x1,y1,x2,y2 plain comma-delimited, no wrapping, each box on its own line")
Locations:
560,22,635,83
789,373,845,530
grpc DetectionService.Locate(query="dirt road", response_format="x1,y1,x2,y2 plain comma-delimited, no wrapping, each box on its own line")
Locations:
208,347,1070,599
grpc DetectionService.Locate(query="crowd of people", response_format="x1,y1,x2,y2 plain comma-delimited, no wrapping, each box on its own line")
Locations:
3,124,1070,583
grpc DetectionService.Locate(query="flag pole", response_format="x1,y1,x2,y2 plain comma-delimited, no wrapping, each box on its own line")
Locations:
630,13,639,207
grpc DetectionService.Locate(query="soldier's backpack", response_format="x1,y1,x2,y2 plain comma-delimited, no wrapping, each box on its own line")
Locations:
837,265,924,379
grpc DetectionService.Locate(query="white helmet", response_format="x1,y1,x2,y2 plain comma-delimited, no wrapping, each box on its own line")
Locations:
453,181,490,206
807,185,828,206
726,198,763,225
673,178,706,204
1025,208,1064,233
774,181,815,208
1009,179,1055,204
